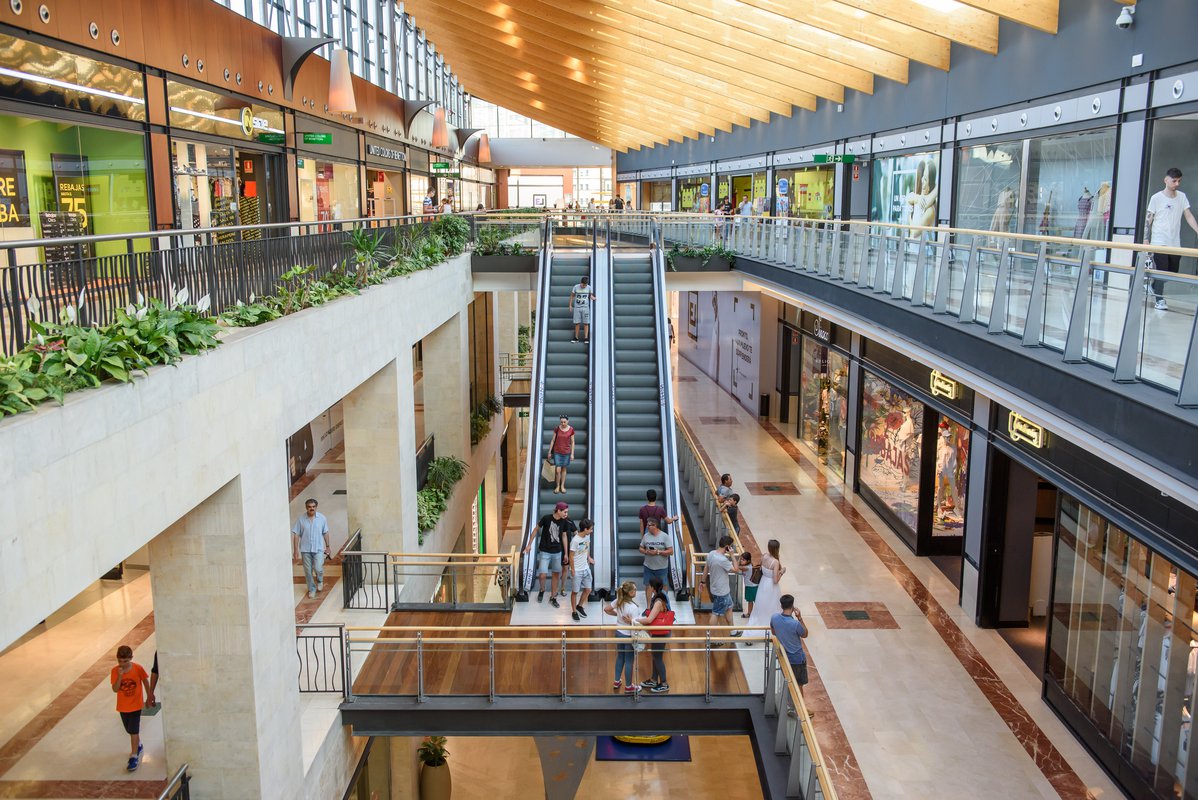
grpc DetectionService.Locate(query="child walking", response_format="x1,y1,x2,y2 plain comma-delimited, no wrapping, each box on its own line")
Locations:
740,551,758,619
111,645,152,771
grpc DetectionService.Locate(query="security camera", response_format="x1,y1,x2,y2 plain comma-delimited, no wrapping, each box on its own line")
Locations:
1115,5,1135,29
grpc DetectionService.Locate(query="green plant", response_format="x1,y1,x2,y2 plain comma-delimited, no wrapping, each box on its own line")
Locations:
517,324,531,354
220,296,282,327
274,265,317,314
417,487,448,538
432,214,471,256
346,228,389,286
417,736,449,767
474,225,503,255
426,455,467,494
665,242,736,271
469,395,503,445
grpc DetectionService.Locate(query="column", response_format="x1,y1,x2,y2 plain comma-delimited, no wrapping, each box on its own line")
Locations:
149,454,303,800
422,311,471,460
343,358,418,553
960,394,991,621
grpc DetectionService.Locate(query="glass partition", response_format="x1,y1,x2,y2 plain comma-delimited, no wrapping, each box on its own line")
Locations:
955,141,1022,239
1023,128,1116,254
774,165,834,220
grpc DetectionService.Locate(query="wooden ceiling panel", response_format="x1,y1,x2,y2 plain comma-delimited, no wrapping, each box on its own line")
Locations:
404,0,1060,149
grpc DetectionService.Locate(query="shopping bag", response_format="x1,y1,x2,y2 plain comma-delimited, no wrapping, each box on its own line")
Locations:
630,629,648,653
541,457,556,485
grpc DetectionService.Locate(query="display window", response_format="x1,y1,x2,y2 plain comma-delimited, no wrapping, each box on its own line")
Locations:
1048,496,1198,797
410,173,431,217
172,142,284,234
642,180,672,212
955,141,1023,239
869,151,939,227
677,177,711,212
859,371,924,535
1142,114,1198,275
932,417,969,535
717,172,767,213
774,166,834,220
798,338,848,478
298,159,360,222
0,113,150,260
1023,128,1115,253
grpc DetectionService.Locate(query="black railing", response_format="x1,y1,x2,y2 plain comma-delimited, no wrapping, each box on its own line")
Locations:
295,623,347,694
340,529,391,611
0,213,471,356
415,434,435,490
158,764,191,800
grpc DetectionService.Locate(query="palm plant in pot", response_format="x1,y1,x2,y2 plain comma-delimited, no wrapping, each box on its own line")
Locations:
417,735,451,799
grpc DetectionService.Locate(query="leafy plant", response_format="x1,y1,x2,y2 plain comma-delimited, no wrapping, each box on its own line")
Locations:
432,214,471,257
469,395,503,445
474,225,503,255
417,736,449,767
417,487,448,538
517,324,531,354
346,228,390,286
274,265,317,315
426,455,467,494
666,242,736,271
220,296,282,327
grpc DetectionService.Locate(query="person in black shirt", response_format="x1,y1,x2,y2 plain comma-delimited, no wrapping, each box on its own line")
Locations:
523,501,577,606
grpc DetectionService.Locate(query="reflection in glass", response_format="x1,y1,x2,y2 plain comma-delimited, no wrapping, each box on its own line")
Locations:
774,166,834,220
1049,496,1198,798
955,141,1022,242
859,372,923,534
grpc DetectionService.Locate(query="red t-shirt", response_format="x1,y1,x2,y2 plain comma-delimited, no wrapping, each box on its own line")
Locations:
639,504,668,528
551,426,574,455
111,663,148,712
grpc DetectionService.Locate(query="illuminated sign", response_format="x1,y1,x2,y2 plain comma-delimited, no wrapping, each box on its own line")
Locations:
1007,412,1046,448
366,143,406,162
240,107,254,137
813,154,855,164
930,370,959,400
812,317,831,342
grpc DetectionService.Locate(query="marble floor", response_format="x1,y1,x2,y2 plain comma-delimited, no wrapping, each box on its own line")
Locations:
671,352,1122,799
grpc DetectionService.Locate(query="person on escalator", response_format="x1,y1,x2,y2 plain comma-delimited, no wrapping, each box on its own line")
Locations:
639,517,674,608
548,415,575,495
569,275,595,344
524,501,576,606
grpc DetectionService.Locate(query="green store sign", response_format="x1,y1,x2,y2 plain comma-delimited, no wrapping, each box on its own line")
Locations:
302,133,333,145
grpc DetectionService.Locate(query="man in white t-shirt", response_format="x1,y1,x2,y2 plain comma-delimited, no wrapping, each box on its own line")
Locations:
568,518,595,621
568,275,596,344
1145,167,1198,311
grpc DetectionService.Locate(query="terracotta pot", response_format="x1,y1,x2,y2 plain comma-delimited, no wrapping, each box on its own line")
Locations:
420,762,451,800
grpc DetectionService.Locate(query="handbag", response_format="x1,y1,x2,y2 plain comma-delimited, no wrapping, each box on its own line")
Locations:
541,457,556,484
630,628,648,653
750,565,763,584
648,609,675,637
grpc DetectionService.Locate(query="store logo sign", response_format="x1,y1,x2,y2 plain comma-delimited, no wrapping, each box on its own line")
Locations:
812,317,831,342
930,370,959,400
1008,412,1046,448
240,107,254,137
367,144,406,162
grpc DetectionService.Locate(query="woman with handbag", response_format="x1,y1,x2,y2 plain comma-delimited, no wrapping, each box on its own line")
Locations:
746,539,786,635
636,577,675,694
603,580,641,695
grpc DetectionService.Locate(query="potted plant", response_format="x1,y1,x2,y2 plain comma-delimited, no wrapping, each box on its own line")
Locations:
471,225,539,272
418,736,451,799
666,243,736,271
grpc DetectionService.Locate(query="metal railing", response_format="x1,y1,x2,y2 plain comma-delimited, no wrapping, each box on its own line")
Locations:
339,547,518,611
340,529,390,611
611,212,1198,407
338,624,836,798
498,351,533,386
415,434,436,491
296,623,348,694
157,764,191,800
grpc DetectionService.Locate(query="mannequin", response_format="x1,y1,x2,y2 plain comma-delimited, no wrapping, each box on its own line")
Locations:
1073,187,1093,238
1082,182,1111,240
989,186,1016,243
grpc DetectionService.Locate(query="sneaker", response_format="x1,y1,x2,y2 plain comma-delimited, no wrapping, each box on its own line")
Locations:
740,612,751,619
650,683,670,694
576,605,588,617
559,590,568,598
127,756,139,772
730,630,743,638
538,591,545,602
613,680,622,690
624,685,641,695
572,610,580,621
317,581,324,592
640,678,658,688
550,597,560,608
308,589,317,599
571,337,579,342
1155,298,1168,311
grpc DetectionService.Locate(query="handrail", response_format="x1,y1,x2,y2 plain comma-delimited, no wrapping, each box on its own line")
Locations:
590,218,616,596
517,217,555,595
674,412,743,553
156,764,191,800
771,635,838,800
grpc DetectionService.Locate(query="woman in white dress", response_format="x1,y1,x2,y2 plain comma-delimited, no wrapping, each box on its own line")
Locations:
746,539,786,639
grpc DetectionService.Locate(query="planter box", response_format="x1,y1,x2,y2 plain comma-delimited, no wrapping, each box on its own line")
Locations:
471,253,538,272
670,254,733,272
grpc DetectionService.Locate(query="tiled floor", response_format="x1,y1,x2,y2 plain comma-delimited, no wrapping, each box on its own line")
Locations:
672,353,1121,799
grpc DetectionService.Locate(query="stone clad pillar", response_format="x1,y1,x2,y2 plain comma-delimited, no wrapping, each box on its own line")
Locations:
343,358,418,552
148,454,303,800
422,311,471,460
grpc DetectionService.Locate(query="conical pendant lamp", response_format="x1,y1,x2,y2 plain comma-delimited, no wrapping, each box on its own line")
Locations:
328,48,357,113
477,133,492,164
431,106,449,149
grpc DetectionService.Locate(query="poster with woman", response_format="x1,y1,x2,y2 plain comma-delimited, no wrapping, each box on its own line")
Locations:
870,152,939,227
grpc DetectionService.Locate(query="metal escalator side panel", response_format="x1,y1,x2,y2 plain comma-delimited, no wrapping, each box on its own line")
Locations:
519,219,554,594
588,243,615,597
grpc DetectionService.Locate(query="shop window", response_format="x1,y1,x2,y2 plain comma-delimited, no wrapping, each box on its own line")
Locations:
932,417,969,535
775,166,834,220
642,181,672,212
798,338,848,478
869,151,939,226
1048,497,1198,798
0,114,149,259
677,177,711,212
298,159,360,222
955,141,1023,239
1023,128,1115,253
859,371,924,535
1143,114,1198,275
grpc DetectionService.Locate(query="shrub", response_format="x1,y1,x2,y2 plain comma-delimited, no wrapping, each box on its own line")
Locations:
431,214,471,256
665,242,736,271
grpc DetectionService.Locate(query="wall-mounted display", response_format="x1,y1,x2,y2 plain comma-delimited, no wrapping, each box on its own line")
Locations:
870,151,939,227
859,371,924,535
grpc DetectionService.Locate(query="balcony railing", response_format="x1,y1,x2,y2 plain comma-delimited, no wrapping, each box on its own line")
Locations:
337,547,518,611
607,212,1198,407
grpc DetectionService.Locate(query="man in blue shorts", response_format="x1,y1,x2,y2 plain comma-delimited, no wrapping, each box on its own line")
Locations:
701,535,744,644
524,501,576,605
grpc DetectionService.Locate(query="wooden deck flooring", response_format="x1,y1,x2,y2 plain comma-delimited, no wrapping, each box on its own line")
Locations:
351,611,755,697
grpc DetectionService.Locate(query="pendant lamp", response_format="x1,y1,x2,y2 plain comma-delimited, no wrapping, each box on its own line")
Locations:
328,48,357,113
477,133,492,165
431,107,449,149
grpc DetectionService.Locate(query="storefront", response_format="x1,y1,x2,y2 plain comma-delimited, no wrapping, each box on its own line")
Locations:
717,170,768,213
0,33,151,259
364,137,407,218
776,312,850,479
295,116,361,222
773,165,835,220
869,150,941,226
641,179,672,212
955,128,1117,253
166,81,287,234
855,340,972,556
1142,111,1198,274
676,175,712,213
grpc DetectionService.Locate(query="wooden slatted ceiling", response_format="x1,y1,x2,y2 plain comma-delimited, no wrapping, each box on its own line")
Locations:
403,0,1061,151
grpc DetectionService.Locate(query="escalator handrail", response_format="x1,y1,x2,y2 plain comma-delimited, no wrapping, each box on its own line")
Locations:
518,216,556,593
650,219,689,596
583,222,605,595
603,217,620,595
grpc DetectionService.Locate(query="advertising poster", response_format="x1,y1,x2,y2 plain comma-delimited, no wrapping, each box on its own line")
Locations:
0,149,29,228
870,151,939,226
678,290,761,414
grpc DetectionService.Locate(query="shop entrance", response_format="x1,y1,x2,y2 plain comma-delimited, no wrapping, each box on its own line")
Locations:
368,169,405,217
172,141,284,235
980,448,1059,674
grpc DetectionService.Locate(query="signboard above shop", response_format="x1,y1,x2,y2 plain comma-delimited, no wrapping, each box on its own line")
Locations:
301,133,332,145
813,154,855,164
257,132,286,144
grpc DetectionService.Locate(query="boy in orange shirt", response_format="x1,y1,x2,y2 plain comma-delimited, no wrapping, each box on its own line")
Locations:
110,645,152,771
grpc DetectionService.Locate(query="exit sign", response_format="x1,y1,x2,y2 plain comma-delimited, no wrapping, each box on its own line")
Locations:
432,161,451,170
813,154,855,164
302,133,333,145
